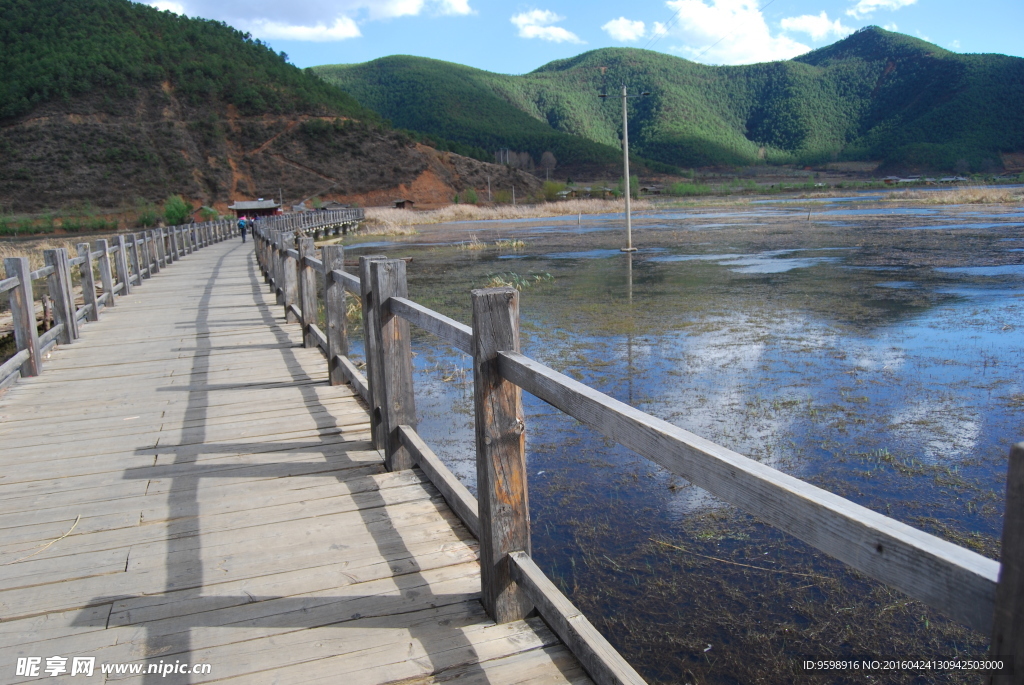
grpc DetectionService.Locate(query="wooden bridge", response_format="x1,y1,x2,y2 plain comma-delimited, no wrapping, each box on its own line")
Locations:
0,211,1021,684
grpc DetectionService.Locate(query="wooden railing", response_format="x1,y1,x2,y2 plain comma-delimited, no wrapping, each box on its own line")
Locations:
0,211,361,392
259,224,1024,683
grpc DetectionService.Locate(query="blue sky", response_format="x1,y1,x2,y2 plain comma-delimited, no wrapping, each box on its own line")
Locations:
148,0,1024,74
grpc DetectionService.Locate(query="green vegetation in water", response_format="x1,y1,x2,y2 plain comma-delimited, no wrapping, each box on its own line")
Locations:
484,272,553,290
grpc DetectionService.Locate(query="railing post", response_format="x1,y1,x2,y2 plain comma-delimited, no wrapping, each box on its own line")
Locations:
297,237,318,348
171,226,180,261
149,230,160,270
323,245,349,385
114,235,131,296
96,239,115,308
273,232,285,302
44,248,78,343
140,233,152,279
281,232,298,323
368,259,417,471
129,234,142,286
991,442,1024,684
472,286,532,623
76,243,100,321
359,255,387,450
4,257,41,377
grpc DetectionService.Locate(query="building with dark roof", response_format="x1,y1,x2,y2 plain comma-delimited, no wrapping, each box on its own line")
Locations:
228,200,281,218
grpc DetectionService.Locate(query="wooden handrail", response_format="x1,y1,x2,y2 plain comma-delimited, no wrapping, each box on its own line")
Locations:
0,276,20,295
390,296,473,353
497,350,998,632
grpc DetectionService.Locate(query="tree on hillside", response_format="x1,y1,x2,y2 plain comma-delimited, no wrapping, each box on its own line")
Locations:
541,151,557,180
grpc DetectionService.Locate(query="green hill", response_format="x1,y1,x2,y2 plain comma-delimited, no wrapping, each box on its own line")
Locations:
314,28,1024,173
0,0,376,122
0,0,540,213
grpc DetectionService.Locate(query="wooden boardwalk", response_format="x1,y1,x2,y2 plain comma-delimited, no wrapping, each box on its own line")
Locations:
0,239,590,683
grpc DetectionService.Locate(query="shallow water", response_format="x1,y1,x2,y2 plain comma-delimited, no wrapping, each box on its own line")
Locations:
343,201,1024,684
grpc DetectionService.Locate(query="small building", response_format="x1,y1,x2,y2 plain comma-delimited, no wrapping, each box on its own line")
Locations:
393,199,415,210
320,201,351,211
640,184,664,195
229,199,281,218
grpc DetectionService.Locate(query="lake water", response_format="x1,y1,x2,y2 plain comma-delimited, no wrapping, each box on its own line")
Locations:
341,200,1024,684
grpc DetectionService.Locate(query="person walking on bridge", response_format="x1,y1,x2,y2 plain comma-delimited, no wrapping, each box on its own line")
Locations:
238,216,249,243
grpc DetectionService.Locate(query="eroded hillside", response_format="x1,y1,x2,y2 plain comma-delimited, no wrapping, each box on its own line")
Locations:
0,85,539,212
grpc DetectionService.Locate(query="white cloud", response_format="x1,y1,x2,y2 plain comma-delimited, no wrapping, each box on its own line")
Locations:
950,39,961,49
846,0,916,19
437,0,473,14
247,17,361,41
780,11,853,41
149,1,185,13
883,22,899,30
147,1,473,42
602,17,646,42
511,9,584,43
661,0,810,65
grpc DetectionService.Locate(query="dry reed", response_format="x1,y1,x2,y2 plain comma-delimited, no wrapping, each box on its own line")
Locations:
888,186,1024,204
362,198,655,234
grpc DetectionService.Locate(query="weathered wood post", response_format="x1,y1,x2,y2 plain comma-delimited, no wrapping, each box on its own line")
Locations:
95,239,115,308
4,258,41,377
76,243,100,321
322,245,348,385
274,232,286,303
171,226,180,261
368,259,417,471
151,230,162,273
281,232,299,323
297,236,318,348
472,286,532,623
359,255,388,450
114,236,131,296
140,233,152,279
991,442,1024,685
44,248,78,344
129,234,143,285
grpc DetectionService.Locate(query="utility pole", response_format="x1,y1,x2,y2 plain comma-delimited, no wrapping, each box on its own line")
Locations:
600,85,649,252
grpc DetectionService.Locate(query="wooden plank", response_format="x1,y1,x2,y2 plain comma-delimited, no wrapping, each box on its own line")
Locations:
990,442,1024,684
509,551,646,685
0,276,18,294
370,259,417,471
0,349,31,383
333,355,369,402
400,424,480,538
498,350,1000,632
391,295,473,353
473,287,531,623
329,267,361,294
28,265,55,280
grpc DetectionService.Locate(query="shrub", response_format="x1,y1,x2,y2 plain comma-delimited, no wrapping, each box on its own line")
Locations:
464,188,478,204
163,195,191,225
542,181,567,201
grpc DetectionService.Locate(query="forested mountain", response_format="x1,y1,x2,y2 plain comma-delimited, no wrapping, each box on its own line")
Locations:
315,28,1024,173
0,0,537,212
